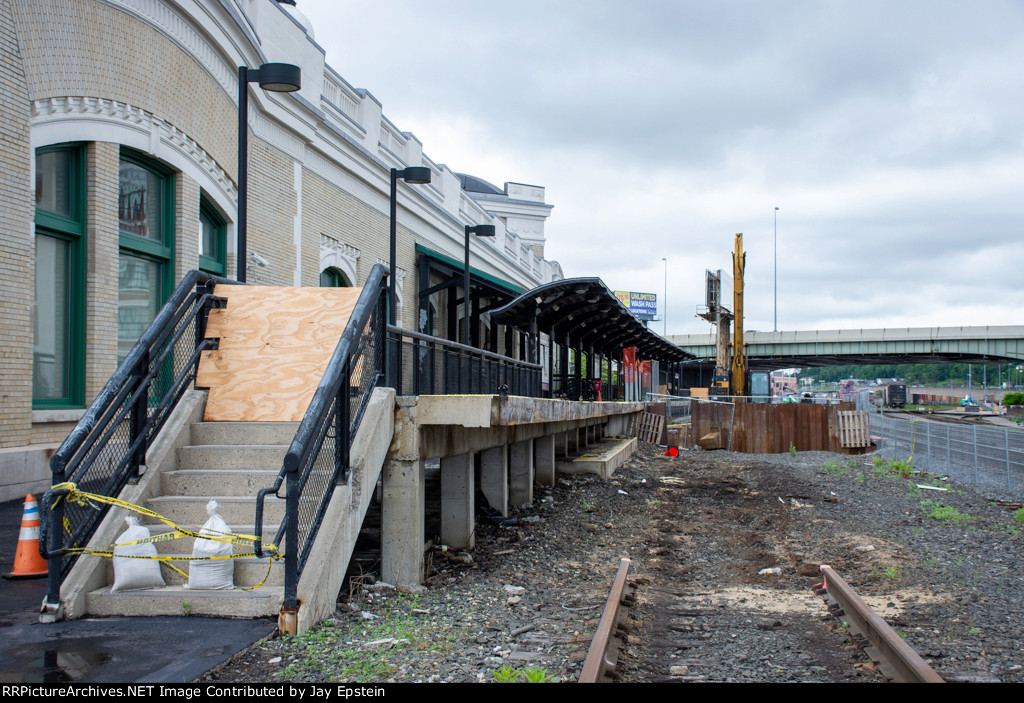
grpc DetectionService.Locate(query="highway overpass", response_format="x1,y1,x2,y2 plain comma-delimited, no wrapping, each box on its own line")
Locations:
669,325,1024,371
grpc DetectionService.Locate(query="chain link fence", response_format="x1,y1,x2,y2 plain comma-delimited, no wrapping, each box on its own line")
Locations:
688,398,736,450
871,413,1024,498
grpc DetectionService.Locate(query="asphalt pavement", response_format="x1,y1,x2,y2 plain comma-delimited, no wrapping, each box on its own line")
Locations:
0,496,275,683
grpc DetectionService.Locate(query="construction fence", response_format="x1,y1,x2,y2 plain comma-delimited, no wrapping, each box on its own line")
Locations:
870,413,1024,498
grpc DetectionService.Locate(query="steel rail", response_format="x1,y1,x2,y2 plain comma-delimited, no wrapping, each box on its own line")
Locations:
579,558,637,683
818,565,944,683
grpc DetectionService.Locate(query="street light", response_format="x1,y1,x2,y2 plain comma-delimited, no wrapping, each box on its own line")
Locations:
237,62,301,282
773,206,779,332
388,166,431,390
464,224,496,348
662,257,667,336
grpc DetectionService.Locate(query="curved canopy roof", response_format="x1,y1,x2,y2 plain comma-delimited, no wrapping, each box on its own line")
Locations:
491,277,692,362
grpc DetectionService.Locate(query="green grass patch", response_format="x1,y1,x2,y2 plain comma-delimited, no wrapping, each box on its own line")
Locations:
920,499,974,525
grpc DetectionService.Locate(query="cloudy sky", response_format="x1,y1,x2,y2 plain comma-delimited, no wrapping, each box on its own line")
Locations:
296,0,1023,336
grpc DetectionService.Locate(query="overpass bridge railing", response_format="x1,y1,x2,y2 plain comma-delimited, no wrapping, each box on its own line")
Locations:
870,414,1024,498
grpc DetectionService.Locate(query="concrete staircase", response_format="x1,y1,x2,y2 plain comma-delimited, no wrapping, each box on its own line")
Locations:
58,387,395,634
85,421,295,618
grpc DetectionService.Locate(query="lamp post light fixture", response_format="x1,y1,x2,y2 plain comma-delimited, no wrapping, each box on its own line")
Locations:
773,206,779,332
237,62,301,282
388,166,431,390
464,224,496,348
662,257,667,336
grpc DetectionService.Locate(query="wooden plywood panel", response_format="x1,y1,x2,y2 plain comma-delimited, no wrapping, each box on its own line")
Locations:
198,286,363,422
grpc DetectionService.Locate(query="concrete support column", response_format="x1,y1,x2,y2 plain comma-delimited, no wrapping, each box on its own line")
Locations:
480,446,508,516
441,452,475,549
556,432,569,457
567,427,579,453
509,439,534,507
534,434,556,487
381,458,424,586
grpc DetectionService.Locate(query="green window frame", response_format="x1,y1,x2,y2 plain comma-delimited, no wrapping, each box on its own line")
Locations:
319,267,352,288
33,144,86,409
117,149,175,365
199,196,226,276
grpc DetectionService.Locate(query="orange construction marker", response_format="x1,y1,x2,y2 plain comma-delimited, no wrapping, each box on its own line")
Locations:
5,494,48,579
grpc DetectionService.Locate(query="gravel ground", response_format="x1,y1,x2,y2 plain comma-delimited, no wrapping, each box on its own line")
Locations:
202,439,1024,684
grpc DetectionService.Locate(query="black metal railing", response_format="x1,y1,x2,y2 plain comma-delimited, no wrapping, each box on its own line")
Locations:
387,326,543,397
40,270,236,609
254,264,387,611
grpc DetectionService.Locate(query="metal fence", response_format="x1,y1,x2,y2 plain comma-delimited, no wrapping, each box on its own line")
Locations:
387,326,542,398
871,413,1024,498
688,398,736,450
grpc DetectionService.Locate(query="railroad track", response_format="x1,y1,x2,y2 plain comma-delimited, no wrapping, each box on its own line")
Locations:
814,565,944,683
584,559,946,683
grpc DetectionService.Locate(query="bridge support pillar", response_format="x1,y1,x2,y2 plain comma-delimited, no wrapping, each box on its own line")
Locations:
535,434,556,487
480,446,508,516
381,458,424,586
509,439,534,507
567,428,579,453
441,452,475,550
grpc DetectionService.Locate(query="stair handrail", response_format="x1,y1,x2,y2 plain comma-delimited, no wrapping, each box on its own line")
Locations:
40,270,239,613
253,264,388,610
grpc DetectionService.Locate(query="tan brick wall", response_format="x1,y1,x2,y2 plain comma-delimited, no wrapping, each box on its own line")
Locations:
176,175,200,281
0,0,35,449
82,141,119,406
12,0,237,181
246,140,296,286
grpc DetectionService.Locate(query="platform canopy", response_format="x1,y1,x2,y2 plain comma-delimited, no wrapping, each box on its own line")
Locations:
491,277,692,362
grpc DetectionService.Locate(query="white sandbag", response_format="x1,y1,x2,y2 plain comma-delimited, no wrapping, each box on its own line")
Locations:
111,516,165,592
187,499,234,590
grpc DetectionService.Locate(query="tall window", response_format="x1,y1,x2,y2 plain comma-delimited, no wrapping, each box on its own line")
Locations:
319,267,352,287
118,151,174,364
33,145,85,408
199,196,226,276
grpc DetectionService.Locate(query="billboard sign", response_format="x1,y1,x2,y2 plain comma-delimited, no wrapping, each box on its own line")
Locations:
614,290,658,320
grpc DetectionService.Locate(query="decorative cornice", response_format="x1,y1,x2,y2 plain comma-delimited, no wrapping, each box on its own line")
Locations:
31,96,236,201
320,234,360,261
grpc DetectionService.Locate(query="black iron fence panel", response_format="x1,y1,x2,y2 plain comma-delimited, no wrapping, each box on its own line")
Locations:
387,326,542,398
255,265,388,607
42,271,236,604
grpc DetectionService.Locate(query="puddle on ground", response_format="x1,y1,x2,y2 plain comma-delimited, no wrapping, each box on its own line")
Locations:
0,639,113,683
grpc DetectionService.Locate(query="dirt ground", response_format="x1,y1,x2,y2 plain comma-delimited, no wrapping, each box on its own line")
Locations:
202,442,1024,684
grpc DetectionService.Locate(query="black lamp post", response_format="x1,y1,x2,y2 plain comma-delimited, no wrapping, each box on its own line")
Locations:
463,224,496,348
237,62,301,282
388,167,431,390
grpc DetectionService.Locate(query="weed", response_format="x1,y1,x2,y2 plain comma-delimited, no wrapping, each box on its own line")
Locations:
911,527,924,536
872,456,886,468
905,481,921,496
921,500,974,525
884,566,900,582
872,464,891,479
521,666,554,683
1015,507,1024,524
846,458,860,470
969,626,982,635
493,664,518,683
821,459,847,475
789,443,797,458
582,500,595,513
181,601,191,617
887,459,914,478
855,472,867,484
896,630,907,639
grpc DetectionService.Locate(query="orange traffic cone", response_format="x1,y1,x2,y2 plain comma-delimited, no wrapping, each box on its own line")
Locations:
5,494,48,579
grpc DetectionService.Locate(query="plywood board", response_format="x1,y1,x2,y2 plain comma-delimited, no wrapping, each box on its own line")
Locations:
198,285,363,422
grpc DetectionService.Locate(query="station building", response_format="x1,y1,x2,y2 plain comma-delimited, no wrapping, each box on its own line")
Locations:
0,0,564,501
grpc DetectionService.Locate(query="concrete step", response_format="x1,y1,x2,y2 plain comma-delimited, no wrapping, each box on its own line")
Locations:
177,445,289,471
161,468,281,496
103,554,285,588
86,585,283,618
145,523,284,556
144,495,285,526
190,422,299,447
556,437,637,479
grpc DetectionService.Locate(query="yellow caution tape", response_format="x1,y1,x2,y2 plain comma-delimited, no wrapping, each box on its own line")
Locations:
47,482,282,591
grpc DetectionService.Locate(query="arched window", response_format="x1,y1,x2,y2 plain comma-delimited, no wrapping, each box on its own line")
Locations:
319,267,352,287
117,149,174,364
